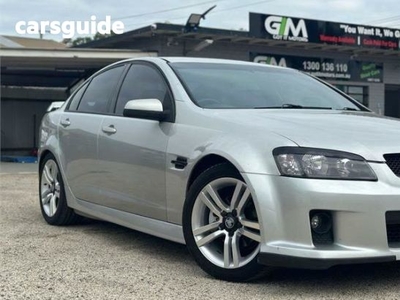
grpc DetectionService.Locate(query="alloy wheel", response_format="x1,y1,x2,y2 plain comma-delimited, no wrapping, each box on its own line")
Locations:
191,177,261,269
40,159,61,217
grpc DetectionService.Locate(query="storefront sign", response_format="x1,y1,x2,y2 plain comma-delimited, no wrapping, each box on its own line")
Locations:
249,13,400,50
251,53,383,82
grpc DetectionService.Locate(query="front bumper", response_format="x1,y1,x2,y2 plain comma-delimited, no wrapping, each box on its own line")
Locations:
242,161,400,269
258,252,396,270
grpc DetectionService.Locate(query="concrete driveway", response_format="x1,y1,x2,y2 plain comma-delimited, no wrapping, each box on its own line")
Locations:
1,173,400,299
0,162,37,174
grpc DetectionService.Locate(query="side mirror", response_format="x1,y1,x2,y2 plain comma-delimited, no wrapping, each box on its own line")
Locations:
47,101,65,112
123,99,165,121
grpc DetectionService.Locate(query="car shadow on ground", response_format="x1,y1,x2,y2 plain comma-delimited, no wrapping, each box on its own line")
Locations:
70,219,400,289
71,218,191,264
254,262,400,298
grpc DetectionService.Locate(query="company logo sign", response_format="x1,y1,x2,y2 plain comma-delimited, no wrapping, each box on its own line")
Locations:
250,13,399,50
264,16,308,42
253,55,287,67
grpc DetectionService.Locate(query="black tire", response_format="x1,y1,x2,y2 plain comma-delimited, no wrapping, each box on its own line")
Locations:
183,163,270,282
39,153,80,225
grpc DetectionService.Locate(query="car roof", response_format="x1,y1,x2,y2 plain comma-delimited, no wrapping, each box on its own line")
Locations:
94,56,287,80
161,57,266,65
114,56,282,69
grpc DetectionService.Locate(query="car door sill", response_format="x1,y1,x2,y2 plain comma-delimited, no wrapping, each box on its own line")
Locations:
73,198,185,244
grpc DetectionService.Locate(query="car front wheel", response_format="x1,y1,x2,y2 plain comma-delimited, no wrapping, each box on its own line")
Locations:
183,163,268,281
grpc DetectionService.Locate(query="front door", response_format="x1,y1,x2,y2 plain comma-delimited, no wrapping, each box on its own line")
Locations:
97,63,174,220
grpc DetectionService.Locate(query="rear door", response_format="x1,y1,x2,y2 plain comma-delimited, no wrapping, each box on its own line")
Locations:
96,62,174,220
59,65,126,203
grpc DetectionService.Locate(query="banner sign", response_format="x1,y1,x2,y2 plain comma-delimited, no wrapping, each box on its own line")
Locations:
250,53,383,83
249,13,400,50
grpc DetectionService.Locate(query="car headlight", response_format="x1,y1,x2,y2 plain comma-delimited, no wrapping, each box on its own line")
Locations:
273,147,377,181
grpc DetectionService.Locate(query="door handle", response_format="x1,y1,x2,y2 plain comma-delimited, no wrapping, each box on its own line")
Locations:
102,125,117,134
60,119,71,127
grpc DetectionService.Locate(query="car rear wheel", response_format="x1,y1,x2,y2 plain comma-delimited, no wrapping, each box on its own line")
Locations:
183,163,269,281
39,153,80,225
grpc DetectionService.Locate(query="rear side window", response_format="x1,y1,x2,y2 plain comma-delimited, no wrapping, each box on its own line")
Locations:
67,82,89,111
115,64,171,115
78,65,124,114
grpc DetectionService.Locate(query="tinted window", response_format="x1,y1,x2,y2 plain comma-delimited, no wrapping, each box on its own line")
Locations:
171,63,361,111
78,66,124,114
68,82,89,111
115,64,171,115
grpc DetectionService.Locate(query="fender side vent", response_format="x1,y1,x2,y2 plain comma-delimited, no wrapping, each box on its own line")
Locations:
171,156,188,170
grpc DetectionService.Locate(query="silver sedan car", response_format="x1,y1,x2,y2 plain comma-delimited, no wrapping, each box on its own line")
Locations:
39,57,400,281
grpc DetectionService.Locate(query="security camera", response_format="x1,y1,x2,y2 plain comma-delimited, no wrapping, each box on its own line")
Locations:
150,23,157,30
350,53,359,60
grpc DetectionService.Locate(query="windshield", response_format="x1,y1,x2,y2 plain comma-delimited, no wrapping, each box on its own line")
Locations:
170,62,362,110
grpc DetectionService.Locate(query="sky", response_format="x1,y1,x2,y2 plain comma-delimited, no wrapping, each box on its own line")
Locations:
1,0,400,41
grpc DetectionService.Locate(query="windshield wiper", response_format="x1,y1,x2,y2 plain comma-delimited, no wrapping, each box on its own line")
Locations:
340,107,359,111
282,103,303,108
254,104,332,110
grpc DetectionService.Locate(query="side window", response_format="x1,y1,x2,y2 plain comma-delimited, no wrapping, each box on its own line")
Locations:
115,64,171,115
78,65,124,114
67,81,89,111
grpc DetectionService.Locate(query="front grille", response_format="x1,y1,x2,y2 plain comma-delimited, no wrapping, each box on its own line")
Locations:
386,211,400,247
384,154,400,177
